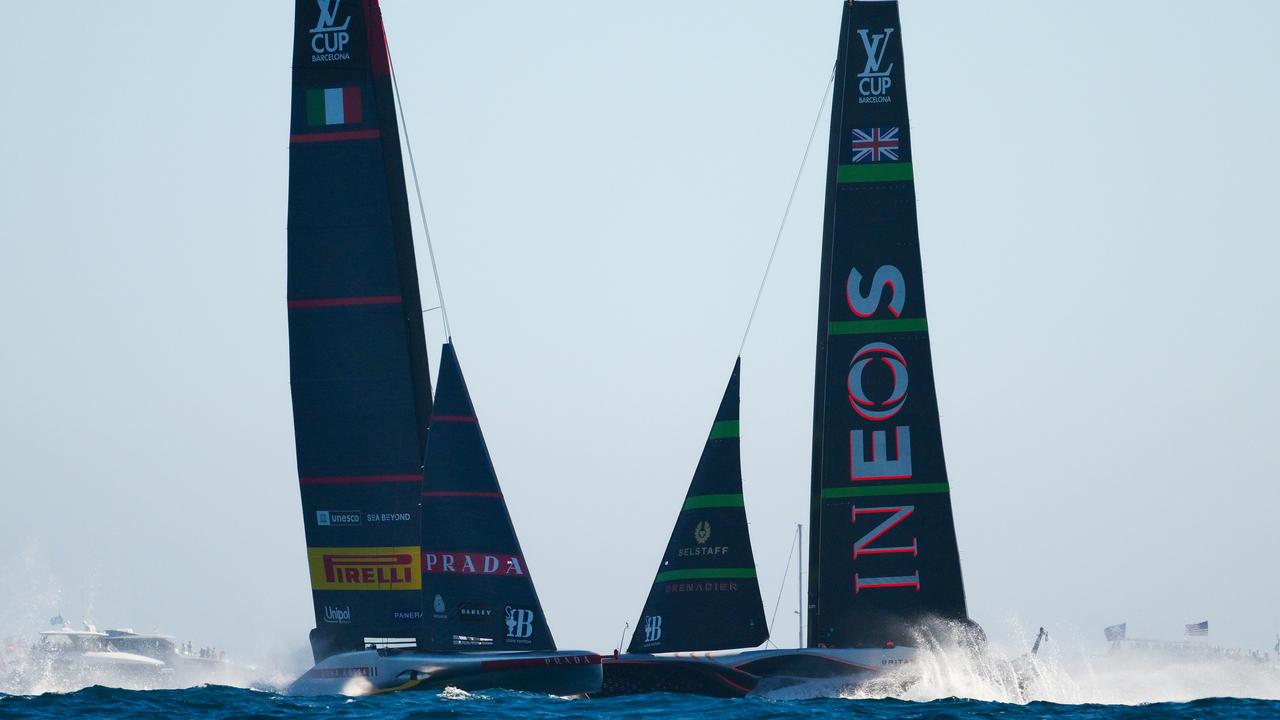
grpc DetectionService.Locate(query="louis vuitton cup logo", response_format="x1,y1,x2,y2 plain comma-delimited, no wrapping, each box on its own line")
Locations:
643,615,663,643
505,607,535,640
309,0,352,62
856,27,895,103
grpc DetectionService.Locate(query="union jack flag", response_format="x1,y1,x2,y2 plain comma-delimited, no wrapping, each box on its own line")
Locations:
850,127,900,163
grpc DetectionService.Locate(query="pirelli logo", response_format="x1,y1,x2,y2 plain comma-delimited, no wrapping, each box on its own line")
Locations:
307,547,421,591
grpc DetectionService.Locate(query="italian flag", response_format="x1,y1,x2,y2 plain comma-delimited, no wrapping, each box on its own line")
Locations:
306,86,363,127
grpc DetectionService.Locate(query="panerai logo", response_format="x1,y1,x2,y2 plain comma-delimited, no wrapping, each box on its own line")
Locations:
323,605,351,624
309,0,351,63
856,27,894,103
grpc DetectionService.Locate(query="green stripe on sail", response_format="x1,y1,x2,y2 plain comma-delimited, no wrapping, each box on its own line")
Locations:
305,89,326,127
655,567,757,583
708,420,739,440
681,493,744,511
821,482,950,501
829,318,928,336
837,162,914,183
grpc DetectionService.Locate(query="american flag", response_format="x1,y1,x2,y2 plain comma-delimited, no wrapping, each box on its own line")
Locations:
1185,620,1208,636
850,127,900,163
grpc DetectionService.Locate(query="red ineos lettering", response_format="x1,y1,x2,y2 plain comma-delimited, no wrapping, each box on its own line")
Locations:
843,262,921,592
851,505,917,559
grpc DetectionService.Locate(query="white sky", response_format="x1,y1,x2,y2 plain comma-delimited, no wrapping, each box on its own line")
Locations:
1,0,1277,665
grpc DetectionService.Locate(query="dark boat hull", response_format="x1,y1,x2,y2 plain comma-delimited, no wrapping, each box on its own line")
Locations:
288,649,602,696
595,655,759,698
713,647,917,697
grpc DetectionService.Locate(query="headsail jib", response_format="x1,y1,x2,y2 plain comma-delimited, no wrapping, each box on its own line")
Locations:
807,0,969,649
628,360,768,654
416,344,558,654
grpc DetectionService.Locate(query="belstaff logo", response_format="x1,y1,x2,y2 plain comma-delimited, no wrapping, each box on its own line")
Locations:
643,615,663,643
856,27,895,103
309,0,352,63
694,521,712,545
505,607,535,641
848,342,908,421
679,520,728,557
433,594,446,618
307,547,422,591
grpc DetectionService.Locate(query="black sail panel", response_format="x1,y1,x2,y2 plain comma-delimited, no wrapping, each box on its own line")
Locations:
287,0,433,657
417,344,557,653
806,0,968,649
627,360,768,654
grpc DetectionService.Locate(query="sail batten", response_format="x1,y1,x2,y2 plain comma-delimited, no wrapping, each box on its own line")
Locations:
807,0,968,650
627,360,768,654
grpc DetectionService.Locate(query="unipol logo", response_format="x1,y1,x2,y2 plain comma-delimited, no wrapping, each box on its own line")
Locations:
505,607,535,640
323,605,351,624
856,27,895,103
309,0,352,63
643,615,663,643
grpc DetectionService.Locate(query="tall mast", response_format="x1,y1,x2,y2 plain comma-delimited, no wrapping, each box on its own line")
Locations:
807,0,969,649
287,0,434,660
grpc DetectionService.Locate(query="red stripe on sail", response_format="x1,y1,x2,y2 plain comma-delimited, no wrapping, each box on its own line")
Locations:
290,129,381,144
343,86,363,124
421,491,502,498
287,295,402,309
300,474,421,485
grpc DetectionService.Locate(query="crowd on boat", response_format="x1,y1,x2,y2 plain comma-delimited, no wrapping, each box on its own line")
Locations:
0,617,237,692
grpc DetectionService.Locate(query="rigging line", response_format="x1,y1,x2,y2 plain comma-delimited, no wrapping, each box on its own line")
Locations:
737,65,836,357
766,526,801,645
386,44,452,340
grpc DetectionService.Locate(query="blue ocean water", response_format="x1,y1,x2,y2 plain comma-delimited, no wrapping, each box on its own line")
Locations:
0,686,1277,720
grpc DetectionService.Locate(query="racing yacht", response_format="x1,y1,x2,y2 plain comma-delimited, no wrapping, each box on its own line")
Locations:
283,0,598,695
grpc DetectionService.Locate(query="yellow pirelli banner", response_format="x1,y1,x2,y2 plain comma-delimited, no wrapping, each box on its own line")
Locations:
307,547,422,591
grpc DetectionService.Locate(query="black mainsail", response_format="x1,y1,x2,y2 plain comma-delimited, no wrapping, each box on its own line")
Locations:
417,343,557,654
807,0,969,649
627,360,768,654
287,0,434,659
